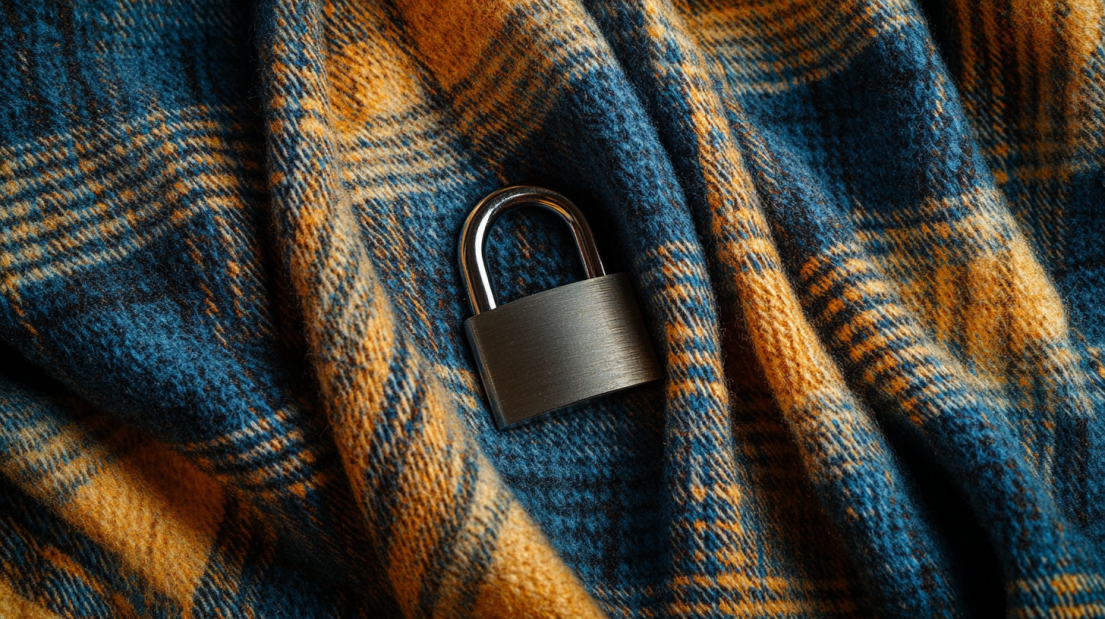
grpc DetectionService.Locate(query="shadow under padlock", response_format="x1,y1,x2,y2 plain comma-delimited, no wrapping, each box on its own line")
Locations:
459,185,662,429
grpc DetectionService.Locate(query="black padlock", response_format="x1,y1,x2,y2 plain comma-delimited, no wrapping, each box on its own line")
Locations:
458,185,661,428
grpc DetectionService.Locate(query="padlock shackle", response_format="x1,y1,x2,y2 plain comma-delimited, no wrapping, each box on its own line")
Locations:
460,185,606,315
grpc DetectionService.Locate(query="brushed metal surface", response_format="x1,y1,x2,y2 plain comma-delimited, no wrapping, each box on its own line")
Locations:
465,273,661,428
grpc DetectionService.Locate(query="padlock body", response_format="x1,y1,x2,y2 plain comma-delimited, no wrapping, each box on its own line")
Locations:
465,273,661,428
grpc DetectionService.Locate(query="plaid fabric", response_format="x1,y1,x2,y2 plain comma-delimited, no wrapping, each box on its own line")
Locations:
1,0,1104,617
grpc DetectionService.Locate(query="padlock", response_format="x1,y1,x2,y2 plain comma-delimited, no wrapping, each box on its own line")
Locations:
459,185,662,428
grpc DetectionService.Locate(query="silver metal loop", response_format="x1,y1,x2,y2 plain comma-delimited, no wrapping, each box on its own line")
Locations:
459,185,606,315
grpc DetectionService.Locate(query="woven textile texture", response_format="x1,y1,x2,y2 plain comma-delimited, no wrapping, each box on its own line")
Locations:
2,0,1105,617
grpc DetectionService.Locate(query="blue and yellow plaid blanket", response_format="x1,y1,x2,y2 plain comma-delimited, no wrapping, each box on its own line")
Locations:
2,0,1104,617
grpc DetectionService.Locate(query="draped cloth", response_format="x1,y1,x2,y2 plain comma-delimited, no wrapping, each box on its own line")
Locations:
2,0,1104,617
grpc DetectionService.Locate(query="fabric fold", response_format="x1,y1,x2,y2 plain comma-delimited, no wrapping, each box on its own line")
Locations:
1,0,1104,617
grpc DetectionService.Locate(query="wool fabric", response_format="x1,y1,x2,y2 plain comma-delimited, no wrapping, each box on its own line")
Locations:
2,0,1105,617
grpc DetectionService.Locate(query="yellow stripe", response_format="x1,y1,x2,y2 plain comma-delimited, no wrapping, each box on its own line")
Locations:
949,0,1103,187
0,112,260,293
2,138,252,249
4,416,224,617
678,0,917,95
393,0,517,90
1008,572,1105,617
424,456,503,617
394,0,605,150
383,373,465,616
0,106,239,193
0,578,65,619
324,0,426,129
470,501,607,619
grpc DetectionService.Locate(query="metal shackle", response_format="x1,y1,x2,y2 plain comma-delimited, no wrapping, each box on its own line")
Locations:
459,186,606,315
